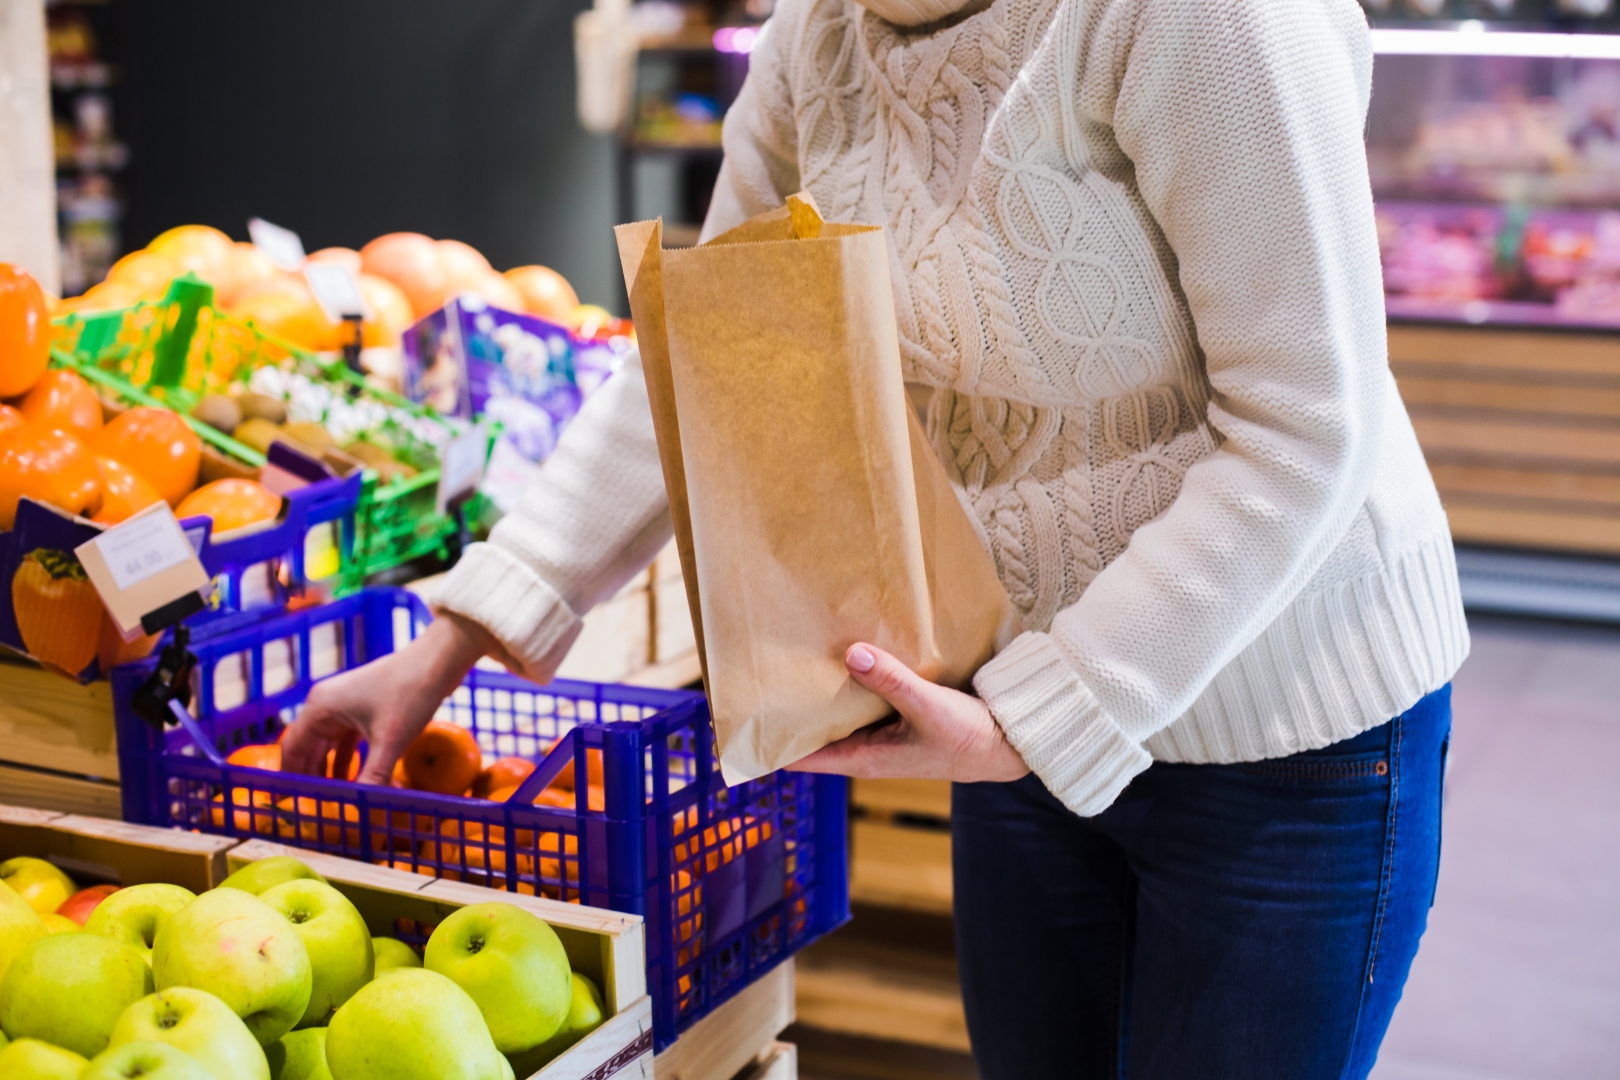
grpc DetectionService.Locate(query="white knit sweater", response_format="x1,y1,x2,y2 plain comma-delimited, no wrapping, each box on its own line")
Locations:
438,0,1470,816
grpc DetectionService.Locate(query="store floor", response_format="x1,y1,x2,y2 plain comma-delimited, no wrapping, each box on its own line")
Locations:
790,613,1620,1080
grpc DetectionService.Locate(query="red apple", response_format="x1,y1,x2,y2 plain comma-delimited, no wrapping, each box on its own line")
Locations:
56,883,120,925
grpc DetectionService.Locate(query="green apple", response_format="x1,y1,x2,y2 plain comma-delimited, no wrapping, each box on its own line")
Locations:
260,880,373,1028
372,936,421,973
425,902,571,1054
325,968,507,1080
0,880,46,985
218,857,325,896
151,887,312,1046
39,912,79,934
82,1039,214,1080
265,1026,334,1080
86,883,196,965
0,1036,89,1079
505,973,606,1076
0,857,76,916
110,987,270,1080
0,932,152,1057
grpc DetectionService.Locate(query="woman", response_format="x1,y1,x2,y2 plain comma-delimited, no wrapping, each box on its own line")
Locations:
285,0,1467,1075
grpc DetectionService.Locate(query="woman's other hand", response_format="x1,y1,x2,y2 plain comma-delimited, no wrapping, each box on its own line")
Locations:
280,613,495,785
789,643,1030,783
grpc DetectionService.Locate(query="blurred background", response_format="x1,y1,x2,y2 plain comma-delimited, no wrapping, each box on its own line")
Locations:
14,0,1620,1077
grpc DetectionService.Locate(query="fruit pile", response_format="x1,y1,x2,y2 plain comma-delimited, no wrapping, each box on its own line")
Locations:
0,853,604,1080
55,224,599,351
216,722,605,895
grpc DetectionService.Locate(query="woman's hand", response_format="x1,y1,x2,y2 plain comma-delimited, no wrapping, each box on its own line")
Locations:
280,614,495,785
789,643,1030,783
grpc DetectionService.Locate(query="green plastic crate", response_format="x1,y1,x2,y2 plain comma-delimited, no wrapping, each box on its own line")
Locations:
51,275,490,591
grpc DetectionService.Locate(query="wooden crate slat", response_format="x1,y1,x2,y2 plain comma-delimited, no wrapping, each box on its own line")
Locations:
794,936,968,1053
849,821,952,915
654,962,795,1080
1444,503,1620,556
851,779,951,820
1396,374,1620,421
1411,414,1620,468
1388,325,1620,380
0,761,122,817
1430,463,1620,510
0,657,119,779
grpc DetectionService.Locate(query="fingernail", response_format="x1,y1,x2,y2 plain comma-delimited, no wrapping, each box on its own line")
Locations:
847,645,875,673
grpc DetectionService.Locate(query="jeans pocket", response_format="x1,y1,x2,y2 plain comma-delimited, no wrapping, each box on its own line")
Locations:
1431,734,1450,909
1231,750,1390,785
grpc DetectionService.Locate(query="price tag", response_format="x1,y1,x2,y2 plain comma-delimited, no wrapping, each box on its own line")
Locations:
75,503,211,637
248,217,307,271
304,262,371,324
436,425,489,516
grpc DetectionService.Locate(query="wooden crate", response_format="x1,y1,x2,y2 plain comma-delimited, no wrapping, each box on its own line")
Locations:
654,962,795,1080
0,651,118,780
1390,323,1620,556
229,838,656,1080
0,803,237,892
849,779,952,915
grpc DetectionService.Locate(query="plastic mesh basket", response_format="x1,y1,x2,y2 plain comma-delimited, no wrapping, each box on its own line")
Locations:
52,279,488,590
111,588,849,1050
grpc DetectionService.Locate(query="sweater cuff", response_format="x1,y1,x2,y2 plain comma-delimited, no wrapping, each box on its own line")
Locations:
432,542,584,684
973,632,1152,817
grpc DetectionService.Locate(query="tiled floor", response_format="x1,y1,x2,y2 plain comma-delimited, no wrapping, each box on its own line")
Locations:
793,613,1620,1079
1370,614,1620,1080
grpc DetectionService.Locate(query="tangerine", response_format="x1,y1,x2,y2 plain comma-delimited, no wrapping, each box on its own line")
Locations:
17,369,103,438
91,406,201,507
91,456,164,525
307,247,363,274
147,224,235,280
0,424,101,528
56,279,143,314
227,743,282,770
176,478,282,534
215,243,282,307
358,274,415,346
105,249,181,301
232,286,342,352
360,233,450,318
466,272,524,312
470,756,536,799
436,240,493,290
401,720,483,795
0,263,51,397
503,265,578,323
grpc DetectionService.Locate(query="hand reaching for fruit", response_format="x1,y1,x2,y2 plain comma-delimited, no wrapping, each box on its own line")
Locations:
281,613,497,786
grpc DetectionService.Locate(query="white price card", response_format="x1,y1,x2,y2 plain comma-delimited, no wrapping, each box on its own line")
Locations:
248,216,307,271
436,425,489,516
304,262,370,324
75,503,211,637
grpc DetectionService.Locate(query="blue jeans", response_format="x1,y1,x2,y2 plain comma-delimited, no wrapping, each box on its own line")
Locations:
952,685,1451,1080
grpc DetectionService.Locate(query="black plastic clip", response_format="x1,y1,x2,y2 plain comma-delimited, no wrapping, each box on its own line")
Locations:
132,624,197,731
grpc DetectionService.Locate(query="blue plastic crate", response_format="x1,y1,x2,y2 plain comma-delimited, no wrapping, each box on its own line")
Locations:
112,587,849,1051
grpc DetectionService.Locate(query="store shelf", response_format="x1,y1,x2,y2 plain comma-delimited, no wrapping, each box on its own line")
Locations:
849,779,953,916
1456,545,1620,623
794,930,968,1053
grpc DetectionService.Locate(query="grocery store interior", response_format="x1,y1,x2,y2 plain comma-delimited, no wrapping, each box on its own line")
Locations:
1,0,1619,1078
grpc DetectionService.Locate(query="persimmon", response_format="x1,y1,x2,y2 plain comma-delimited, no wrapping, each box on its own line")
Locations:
97,614,160,672
91,406,200,507
0,263,52,397
0,404,25,438
401,720,483,795
176,478,281,534
12,548,101,676
91,455,164,525
360,233,450,318
16,370,101,438
0,425,101,529
470,756,535,799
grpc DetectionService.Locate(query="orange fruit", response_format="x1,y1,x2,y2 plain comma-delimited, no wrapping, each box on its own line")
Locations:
436,240,493,289
307,247,363,274
0,263,51,397
209,788,278,834
106,249,182,300
176,478,281,534
401,720,483,795
91,406,201,507
147,225,234,280
0,424,101,528
360,233,450,318
0,404,26,437
504,266,578,323
17,369,103,438
470,756,536,799
231,286,342,352
227,743,282,770
57,279,144,314
215,243,282,307
358,274,415,346
466,272,524,312
91,455,164,525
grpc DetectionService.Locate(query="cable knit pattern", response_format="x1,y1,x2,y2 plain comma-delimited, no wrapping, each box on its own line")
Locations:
437,0,1470,818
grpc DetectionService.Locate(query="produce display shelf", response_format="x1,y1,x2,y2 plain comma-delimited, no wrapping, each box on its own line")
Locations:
110,587,849,1053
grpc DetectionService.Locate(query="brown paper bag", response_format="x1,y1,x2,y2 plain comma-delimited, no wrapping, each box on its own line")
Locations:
616,195,1011,783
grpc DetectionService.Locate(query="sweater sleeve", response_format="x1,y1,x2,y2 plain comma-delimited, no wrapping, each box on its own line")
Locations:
434,10,801,680
973,0,1388,815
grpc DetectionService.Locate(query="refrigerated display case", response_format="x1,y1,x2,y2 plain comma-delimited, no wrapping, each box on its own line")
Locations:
1364,17,1620,570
